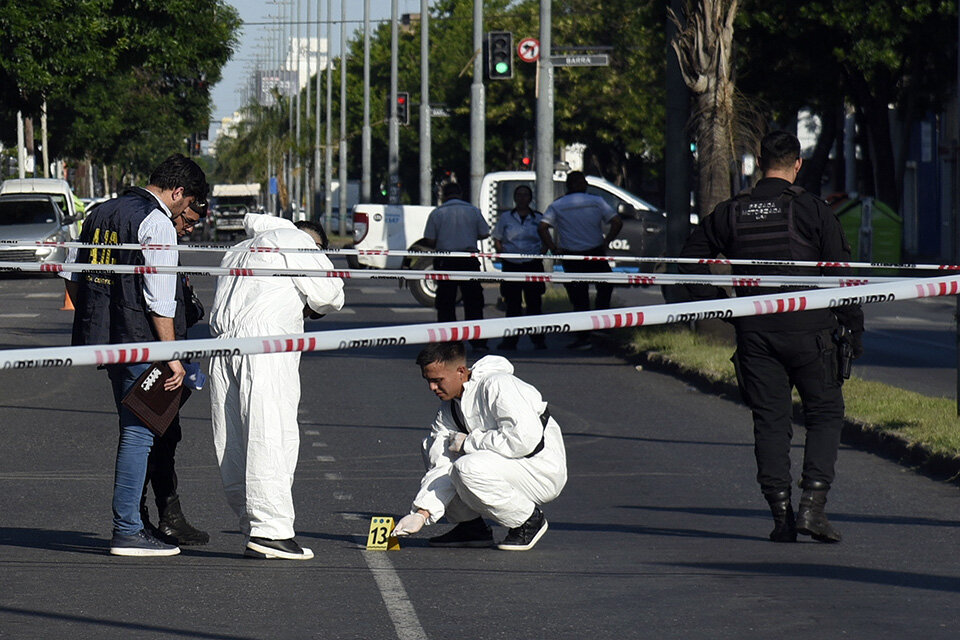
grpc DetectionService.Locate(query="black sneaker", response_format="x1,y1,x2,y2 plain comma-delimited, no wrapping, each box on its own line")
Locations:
497,506,548,551
110,529,181,557
245,537,314,560
428,517,494,548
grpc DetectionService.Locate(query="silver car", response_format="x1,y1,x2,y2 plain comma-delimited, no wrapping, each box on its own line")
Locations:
0,194,75,266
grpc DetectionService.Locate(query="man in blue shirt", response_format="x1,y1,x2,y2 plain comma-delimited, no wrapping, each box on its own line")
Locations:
538,172,622,350
492,185,546,350
423,182,491,351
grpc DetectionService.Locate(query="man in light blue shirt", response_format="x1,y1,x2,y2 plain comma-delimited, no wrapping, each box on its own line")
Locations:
422,182,490,350
538,171,622,350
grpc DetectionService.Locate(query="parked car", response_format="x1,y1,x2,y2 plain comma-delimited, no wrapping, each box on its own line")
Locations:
0,194,76,265
0,178,83,239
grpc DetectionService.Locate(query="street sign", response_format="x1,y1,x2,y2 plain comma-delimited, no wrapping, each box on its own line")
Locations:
517,37,540,63
550,54,610,67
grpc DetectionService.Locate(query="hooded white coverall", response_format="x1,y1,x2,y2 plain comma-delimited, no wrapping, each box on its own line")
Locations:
412,355,567,529
209,214,344,540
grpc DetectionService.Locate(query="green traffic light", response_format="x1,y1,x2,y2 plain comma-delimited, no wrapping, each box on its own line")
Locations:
495,62,509,74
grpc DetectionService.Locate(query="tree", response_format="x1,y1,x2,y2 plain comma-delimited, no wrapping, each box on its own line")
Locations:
670,0,759,215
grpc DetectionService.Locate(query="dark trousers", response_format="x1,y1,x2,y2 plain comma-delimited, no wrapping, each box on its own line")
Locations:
499,259,546,347
561,246,613,312
434,256,486,347
734,328,845,496
141,417,181,514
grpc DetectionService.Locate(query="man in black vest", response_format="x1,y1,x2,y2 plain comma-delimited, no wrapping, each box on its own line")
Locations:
678,131,864,544
65,154,208,556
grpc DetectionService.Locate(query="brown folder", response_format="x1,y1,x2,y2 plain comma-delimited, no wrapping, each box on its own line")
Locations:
121,362,191,437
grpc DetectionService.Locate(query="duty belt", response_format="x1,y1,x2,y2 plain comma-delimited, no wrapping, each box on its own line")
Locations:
451,403,550,458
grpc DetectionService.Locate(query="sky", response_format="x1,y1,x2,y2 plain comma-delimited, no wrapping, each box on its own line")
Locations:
210,0,425,137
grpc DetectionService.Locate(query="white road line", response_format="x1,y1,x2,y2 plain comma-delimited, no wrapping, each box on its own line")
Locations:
304,429,320,436
388,307,432,313
25,293,61,298
312,441,328,447
315,455,335,462
333,491,353,501
324,472,342,481
363,551,429,640
0,313,39,318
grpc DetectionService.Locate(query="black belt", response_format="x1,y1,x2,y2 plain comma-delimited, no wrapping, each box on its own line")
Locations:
451,403,550,458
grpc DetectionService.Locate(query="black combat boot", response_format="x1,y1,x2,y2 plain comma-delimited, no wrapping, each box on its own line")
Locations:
765,489,797,543
139,503,161,538
157,495,210,546
796,480,842,543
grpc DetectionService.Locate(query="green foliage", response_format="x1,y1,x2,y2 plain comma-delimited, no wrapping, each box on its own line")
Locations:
215,0,667,200
0,0,240,175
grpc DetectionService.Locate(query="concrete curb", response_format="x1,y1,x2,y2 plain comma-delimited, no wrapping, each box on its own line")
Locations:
599,333,960,486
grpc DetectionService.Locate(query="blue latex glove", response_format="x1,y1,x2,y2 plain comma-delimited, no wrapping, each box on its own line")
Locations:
183,362,207,390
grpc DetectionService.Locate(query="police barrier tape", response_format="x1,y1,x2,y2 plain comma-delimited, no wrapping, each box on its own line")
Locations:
2,273,957,370
1,239,958,272
0,259,904,288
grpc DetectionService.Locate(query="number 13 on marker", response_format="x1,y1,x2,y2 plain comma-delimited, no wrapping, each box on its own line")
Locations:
367,516,400,551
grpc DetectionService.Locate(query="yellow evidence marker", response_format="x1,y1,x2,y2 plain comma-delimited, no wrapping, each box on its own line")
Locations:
366,516,401,551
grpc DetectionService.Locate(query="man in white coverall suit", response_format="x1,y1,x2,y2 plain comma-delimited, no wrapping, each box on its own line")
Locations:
209,214,344,560
392,342,567,550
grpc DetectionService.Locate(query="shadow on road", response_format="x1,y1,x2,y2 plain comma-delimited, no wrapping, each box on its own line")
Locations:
661,561,960,593
0,605,261,639
0,527,106,555
621,504,960,527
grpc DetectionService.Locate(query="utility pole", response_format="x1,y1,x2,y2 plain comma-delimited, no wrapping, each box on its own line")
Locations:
324,0,333,228
665,0,691,258
304,0,312,221
362,0,371,202
338,0,348,234
294,0,303,220
41,102,49,178
388,0,400,204
470,0,484,206
535,0,553,213
16,111,25,179
419,0,431,206
314,0,322,222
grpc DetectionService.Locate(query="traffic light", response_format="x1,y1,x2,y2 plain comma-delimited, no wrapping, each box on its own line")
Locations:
487,31,513,80
521,156,531,168
396,92,410,126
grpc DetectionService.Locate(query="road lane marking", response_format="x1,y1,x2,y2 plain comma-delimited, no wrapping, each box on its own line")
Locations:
25,293,61,298
388,307,432,313
315,455,335,462
324,472,342,481
304,429,320,436
363,551,429,640
312,441,328,447
358,287,399,295
0,313,40,318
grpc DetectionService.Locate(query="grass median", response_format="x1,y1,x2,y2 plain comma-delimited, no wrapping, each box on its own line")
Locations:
623,323,960,461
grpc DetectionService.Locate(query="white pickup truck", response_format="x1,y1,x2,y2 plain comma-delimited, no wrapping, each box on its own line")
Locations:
351,170,668,306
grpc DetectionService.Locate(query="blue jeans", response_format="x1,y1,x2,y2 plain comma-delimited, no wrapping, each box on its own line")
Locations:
107,363,155,536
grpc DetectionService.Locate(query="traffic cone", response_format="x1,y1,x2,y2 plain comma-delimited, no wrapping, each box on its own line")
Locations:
60,287,75,311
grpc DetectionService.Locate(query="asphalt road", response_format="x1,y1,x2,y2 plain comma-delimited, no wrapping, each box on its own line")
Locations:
1,261,959,639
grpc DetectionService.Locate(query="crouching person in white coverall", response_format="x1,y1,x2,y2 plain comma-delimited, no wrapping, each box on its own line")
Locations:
209,214,344,560
393,342,567,550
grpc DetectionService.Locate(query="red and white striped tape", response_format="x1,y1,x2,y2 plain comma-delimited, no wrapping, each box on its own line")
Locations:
0,259,904,288
1,239,956,272
2,274,956,370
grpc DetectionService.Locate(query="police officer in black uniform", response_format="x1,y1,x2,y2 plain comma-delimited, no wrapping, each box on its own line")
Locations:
678,131,864,543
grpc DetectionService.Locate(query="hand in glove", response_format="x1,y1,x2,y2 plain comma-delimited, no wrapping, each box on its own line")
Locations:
448,432,467,454
849,331,864,359
392,512,426,536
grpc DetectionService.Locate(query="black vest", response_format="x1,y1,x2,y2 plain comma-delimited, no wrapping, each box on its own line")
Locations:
724,184,834,331
71,187,186,346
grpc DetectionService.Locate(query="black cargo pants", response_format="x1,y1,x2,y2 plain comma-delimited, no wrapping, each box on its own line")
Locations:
734,328,845,496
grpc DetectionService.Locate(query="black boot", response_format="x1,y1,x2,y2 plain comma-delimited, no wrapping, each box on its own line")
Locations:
139,503,161,538
796,480,842,543
157,495,210,546
765,489,797,543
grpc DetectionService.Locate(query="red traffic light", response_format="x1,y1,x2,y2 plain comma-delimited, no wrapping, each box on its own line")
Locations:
398,96,406,104
521,156,531,166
